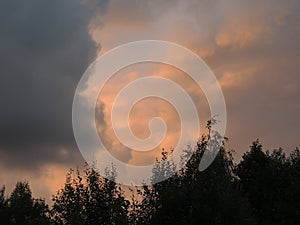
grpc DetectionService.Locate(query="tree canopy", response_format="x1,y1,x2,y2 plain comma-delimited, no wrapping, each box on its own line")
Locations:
1,137,299,225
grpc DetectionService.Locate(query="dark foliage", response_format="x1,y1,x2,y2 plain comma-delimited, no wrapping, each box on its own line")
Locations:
0,182,50,225
1,135,300,224
136,134,255,225
235,140,300,225
51,165,129,225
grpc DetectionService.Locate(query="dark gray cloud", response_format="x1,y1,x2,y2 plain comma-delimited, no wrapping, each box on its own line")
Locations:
0,0,108,170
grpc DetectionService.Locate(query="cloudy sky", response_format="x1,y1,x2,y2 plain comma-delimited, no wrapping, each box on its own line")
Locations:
1,0,299,202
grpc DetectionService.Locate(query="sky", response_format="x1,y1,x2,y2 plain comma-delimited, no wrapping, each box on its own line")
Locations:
0,0,300,202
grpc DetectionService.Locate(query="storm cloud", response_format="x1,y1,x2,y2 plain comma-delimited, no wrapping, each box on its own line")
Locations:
0,0,108,170
1,0,300,201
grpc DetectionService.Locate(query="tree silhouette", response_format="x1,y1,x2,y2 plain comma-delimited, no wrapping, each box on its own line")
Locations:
0,182,50,225
235,140,300,225
0,186,9,224
52,165,129,225
142,133,255,225
1,136,300,224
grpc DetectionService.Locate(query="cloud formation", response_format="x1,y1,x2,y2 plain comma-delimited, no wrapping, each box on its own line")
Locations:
90,0,300,158
0,0,107,200
1,0,300,201
0,0,107,167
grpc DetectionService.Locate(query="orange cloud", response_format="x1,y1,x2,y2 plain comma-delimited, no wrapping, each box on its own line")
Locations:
87,0,300,172
95,63,209,166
